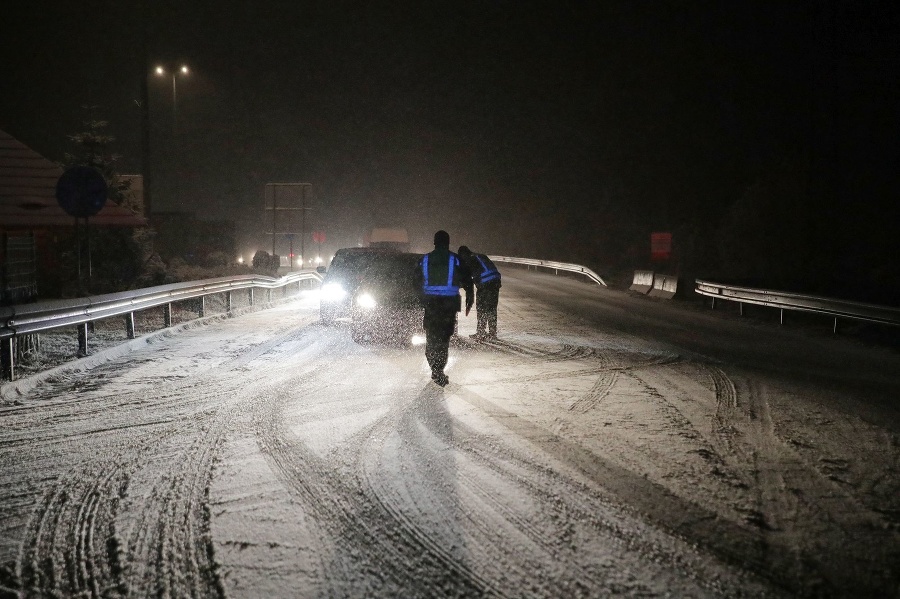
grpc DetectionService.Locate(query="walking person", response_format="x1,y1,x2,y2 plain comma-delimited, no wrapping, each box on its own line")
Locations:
458,246,501,340
416,230,473,387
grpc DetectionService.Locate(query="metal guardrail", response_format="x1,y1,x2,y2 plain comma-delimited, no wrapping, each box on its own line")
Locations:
489,256,607,287
1,270,323,381
695,279,900,332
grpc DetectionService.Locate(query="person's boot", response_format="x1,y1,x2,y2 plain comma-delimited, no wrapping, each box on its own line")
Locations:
431,371,449,386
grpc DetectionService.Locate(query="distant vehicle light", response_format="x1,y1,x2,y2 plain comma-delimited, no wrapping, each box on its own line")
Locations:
357,292,377,309
321,283,347,302
411,334,426,346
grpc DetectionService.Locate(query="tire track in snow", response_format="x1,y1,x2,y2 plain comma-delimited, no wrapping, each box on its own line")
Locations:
567,350,617,414
124,408,230,599
352,387,510,597
626,370,728,466
483,347,678,386
408,394,703,597
17,471,126,598
117,329,324,597
15,432,167,598
711,368,900,596
13,401,228,599
252,368,499,597
568,370,618,413
450,383,802,595
5,312,322,597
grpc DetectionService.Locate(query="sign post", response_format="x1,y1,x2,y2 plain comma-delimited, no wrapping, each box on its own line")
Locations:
56,166,108,292
263,183,312,265
285,233,296,270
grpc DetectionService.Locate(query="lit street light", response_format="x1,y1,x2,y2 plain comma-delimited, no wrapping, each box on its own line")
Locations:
147,63,191,219
154,64,189,128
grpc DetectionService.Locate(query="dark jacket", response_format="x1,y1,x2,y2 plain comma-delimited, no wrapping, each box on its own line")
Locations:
465,253,502,289
416,247,474,313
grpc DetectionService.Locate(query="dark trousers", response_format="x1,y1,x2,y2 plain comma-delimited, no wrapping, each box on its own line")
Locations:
475,283,500,335
423,305,457,376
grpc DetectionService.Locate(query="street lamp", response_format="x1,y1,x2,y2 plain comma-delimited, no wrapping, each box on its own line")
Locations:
154,64,189,128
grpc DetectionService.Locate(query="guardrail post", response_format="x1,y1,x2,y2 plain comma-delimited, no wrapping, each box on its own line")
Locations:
267,289,272,303
1,337,15,381
780,309,784,325
198,296,206,317
226,291,233,313
711,297,716,310
164,303,172,327
125,312,136,339
248,288,255,306
739,302,744,316
77,323,88,357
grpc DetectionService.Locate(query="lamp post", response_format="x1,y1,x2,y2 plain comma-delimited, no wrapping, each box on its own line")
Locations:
154,64,189,129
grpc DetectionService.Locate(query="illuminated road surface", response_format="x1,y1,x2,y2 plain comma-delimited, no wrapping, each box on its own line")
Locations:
0,268,897,597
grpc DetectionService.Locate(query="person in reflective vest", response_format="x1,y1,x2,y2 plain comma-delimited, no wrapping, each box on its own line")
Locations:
416,230,473,387
458,246,501,339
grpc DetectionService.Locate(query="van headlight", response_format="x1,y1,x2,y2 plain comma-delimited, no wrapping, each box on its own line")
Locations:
357,292,377,309
321,283,347,302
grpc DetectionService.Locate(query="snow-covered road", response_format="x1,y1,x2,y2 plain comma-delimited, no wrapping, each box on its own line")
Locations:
0,268,897,597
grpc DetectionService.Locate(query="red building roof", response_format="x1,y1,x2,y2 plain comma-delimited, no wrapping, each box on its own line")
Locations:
0,130,147,228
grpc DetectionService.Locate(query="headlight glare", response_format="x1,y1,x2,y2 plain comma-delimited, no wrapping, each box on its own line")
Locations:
322,283,347,302
357,292,377,309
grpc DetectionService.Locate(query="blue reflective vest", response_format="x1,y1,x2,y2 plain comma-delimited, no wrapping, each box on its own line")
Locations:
422,254,460,297
475,255,500,284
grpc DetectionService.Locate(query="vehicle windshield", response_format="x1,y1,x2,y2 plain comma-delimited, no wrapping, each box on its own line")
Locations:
327,251,381,278
361,254,420,289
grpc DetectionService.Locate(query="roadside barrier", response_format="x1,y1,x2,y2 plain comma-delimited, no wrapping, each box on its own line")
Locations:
489,256,607,287
648,274,678,299
695,279,900,333
629,270,654,294
0,270,323,381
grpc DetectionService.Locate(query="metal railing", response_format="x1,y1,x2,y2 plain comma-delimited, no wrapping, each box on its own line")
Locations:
695,279,900,332
489,256,607,287
1,270,323,381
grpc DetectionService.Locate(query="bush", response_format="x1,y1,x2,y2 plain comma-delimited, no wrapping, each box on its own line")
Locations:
204,251,230,268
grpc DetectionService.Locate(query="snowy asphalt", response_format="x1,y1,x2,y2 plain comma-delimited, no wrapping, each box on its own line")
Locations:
0,268,898,597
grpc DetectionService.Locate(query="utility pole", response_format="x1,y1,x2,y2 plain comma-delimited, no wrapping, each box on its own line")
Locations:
300,184,307,268
140,6,152,225
272,185,278,255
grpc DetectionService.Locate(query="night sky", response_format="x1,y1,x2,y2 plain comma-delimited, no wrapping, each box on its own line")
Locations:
2,1,898,284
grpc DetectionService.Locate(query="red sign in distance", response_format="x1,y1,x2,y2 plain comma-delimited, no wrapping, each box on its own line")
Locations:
651,232,672,261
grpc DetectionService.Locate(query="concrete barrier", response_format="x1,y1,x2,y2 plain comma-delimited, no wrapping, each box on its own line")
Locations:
629,270,654,294
648,274,678,299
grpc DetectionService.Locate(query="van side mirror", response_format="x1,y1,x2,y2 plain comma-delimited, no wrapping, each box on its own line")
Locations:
316,266,327,274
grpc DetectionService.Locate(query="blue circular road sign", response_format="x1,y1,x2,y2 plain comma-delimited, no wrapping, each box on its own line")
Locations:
56,166,108,218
